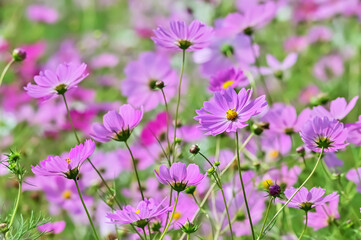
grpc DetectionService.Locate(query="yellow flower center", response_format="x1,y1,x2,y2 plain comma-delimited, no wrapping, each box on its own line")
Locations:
262,179,273,189
222,80,234,89
62,190,72,199
174,212,182,220
269,150,279,158
135,209,140,214
65,158,72,164
226,109,238,121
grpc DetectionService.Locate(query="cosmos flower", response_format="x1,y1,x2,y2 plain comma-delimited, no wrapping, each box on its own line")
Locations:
194,88,267,135
346,116,361,146
37,221,66,234
346,168,361,192
31,139,95,179
312,96,358,120
26,5,59,24
121,52,178,111
155,162,206,192
24,62,88,101
307,195,340,230
209,67,249,92
259,53,298,78
283,187,338,211
313,54,344,81
152,20,213,51
91,104,143,142
106,198,171,227
262,165,301,189
300,117,348,152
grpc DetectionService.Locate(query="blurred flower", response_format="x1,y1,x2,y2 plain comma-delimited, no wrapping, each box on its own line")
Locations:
283,187,337,211
91,104,143,142
31,140,95,179
299,85,320,105
313,54,344,81
90,53,119,69
37,221,66,234
308,195,340,230
155,162,206,192
121,52,178,111
300,117,348,152
312,96,358,120
284,36,308,53
346,116,361,146
106,198,171,227
25,62,88,101
307,26,332,43
26,5,59,24
209,67,249,92
262,165,301,189
261,132,292,162
324,152,343,169
195,88,267,135
346,168,361,192
259,53,298,78
152,20,213,51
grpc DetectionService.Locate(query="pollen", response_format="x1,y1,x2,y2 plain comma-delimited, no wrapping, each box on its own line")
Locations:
62,190,72,199
65,158,72,164
222,80,234,89
226,109,238,121
262,179,273,189
174,212,182,220
135,209,140,214
269,150,279,158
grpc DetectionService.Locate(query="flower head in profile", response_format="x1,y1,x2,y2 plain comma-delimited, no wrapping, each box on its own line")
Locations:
283,187,337,212
300,116,348,152
308,195,340,230
209,67,249,92
91,104,143,142
25,62,88,101
155,162,206,192
37,221,66,234
32,140,95,179
195,88,267,135
152,20,213,51
106,198,171,228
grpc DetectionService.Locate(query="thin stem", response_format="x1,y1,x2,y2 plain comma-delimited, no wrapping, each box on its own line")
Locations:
125,141,145,200
249,35,273,104
61,93,81,144
187,234,190,240
192,193,215,238
0,59,14,87
259,148,324,239
74,179,99,240
5,181,22,239
258,197,273,238
159,192,180,240
321,159,333,180
160,88,172,161
172,49,186,163
235,131,255,240
142,227,148,240
298,212,308,240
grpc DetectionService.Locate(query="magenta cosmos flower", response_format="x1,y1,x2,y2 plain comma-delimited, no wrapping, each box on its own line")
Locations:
91,104,143,142
106,198,171,228
25,62,88,101
312,96,358,120
209,67,249,92
155,162,206,192
194,87,267,135
283,187,337,211
152,20,213,51
121,52,178,111
300,117,348,153
32,139,95,179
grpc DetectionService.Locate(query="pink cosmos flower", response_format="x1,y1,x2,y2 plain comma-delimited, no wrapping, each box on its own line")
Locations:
312,96,358,120
24,62,88,101
261,132,292,162
152,20,213,51
284,36,309,53
91,104,143,142
346,168,361,192
195,88,267,135
38,221,66,234
209,67,249,92
324,152,343,169
121,52,178,111
259,53,298,77
155,162,206,192
313,54,344,81
346,116,361,146
308,195,340,230
307,26,332,43
31,139,95,179
26,5,59,24
90,53,119,69
300,117,348,152
263,165,301,189
283,187,338,211
106,198,171,227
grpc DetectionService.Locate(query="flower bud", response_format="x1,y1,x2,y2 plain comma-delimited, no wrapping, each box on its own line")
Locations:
251,122,269,135
207,167,215,174
214,161,220,167
185,185,196,195
175,138,182,144
180,220,198,234
155,80,165,89
296,146,305,157
0,223,7,233
189,144,200,155
12,48,26,62
151,221,162,232
269,184,281,197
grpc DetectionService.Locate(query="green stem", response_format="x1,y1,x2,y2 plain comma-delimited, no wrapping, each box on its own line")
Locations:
0,59,14,87
159,192,180,240
5,181,22,239
191,193,215,237
172,49,186,163
321,159,333,180
74,179,99,240
258,197,273,238
298,212,308,240
160,88,172,163
187,234,190,240
259,148,324,239
61,93,81,144
235,131,255,240
125,141,145,200
142,227,148,240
